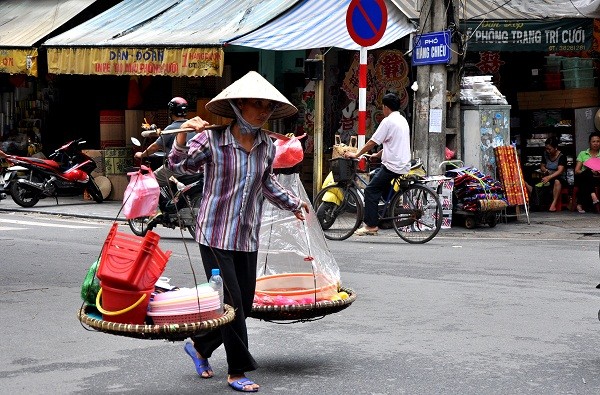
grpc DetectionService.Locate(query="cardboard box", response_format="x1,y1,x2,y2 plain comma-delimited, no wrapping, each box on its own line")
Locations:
125,110,145,147
107,174,129,201
100,110,125,148
517,88,599,110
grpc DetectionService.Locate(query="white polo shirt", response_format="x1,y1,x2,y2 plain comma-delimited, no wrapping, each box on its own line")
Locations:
370,111,411,174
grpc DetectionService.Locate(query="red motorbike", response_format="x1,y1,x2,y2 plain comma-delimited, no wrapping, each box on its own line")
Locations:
1,138,103,207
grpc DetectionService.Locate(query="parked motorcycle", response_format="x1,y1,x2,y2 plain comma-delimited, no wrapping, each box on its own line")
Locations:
127,136,203,237
1,138,103,207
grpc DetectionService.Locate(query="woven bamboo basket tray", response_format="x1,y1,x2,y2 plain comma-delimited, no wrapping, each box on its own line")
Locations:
77,303,235,341
249,286,356,322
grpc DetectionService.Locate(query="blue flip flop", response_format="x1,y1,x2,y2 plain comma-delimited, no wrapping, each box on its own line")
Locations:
184,342,213,378
228,378,259,392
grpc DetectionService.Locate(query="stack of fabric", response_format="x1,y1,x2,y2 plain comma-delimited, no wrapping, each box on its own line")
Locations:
445,166,507,212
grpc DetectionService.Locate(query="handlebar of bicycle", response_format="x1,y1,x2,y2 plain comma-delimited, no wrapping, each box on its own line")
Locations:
438,159,464,169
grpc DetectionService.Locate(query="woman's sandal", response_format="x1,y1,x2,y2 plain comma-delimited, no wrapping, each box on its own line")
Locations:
184,342,213,378
228,378,259,392
577,205,586,213
354,227,378,236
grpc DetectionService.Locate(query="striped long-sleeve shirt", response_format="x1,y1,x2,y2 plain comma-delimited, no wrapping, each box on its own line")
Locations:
168,126,301,252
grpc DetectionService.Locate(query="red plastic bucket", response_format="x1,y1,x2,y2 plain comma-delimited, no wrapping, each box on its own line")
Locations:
96,283,152,324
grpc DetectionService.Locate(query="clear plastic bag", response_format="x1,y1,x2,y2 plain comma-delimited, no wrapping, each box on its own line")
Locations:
256,173,341,305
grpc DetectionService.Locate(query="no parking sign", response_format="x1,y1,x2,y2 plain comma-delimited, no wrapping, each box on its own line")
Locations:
346,0,387,47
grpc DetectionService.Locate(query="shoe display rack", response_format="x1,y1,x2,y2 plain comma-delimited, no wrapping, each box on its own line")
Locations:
517,108,576,185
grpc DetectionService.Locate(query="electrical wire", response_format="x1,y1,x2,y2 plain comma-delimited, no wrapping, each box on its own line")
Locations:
568,0,584,16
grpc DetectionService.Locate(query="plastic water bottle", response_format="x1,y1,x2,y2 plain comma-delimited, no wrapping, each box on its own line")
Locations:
209,268,224,314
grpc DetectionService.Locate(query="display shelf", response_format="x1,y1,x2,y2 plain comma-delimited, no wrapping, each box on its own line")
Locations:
519,108,579,184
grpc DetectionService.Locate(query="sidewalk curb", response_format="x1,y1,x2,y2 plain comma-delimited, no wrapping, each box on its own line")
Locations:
0,206,126,222
1,197,599,239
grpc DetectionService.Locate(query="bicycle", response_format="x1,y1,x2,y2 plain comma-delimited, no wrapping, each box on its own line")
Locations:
314,157,443,243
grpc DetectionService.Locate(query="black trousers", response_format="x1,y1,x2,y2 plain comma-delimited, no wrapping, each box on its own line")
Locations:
364,166,398,227
192,245,258,375
576,170,600,209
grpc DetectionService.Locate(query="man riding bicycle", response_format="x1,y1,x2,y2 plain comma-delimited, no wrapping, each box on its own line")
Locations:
344,92,411,236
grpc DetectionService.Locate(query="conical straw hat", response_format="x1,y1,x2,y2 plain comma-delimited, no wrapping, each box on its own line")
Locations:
206,71,297,120
93,175,112,199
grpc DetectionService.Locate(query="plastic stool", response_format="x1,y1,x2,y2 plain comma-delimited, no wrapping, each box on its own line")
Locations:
557,187,571,212
570,186,579,211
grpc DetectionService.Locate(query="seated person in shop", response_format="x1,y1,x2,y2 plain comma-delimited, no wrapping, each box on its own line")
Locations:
525,136,567,212
0,131,29,155
574,131,600,213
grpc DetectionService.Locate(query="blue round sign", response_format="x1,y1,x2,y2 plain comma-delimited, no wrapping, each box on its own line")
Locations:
346,0,388,47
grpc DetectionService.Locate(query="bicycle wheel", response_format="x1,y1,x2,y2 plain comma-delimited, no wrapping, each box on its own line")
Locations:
390,183,442,244
128,217,153,237
314,184,362,241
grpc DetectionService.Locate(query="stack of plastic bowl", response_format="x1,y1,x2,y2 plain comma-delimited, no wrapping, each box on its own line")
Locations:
147,284,222,325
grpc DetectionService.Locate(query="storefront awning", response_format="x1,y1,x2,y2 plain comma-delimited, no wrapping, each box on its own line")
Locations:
43,0,302,77
0,0,98,76
390,0,600,20
227,0,416,50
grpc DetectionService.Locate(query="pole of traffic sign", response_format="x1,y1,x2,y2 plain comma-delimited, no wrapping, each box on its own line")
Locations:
358,47,367,148
346,0,387,149
313,54,325,199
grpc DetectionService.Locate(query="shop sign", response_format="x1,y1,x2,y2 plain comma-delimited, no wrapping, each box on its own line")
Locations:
465,19,593,52
46,47,224,77
0,48,38,77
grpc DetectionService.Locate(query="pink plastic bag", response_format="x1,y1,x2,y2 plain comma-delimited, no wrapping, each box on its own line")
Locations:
122,165,160,219
273,134,306,169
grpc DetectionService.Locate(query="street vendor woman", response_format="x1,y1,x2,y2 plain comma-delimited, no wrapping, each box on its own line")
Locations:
167,71,309,393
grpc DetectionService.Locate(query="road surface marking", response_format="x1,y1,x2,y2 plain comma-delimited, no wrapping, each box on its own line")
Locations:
0,218,100,229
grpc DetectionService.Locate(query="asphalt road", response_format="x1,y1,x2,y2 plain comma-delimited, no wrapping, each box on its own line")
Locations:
1,211,600,394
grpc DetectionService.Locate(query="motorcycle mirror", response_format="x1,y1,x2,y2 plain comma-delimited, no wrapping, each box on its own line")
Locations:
130,137,141,147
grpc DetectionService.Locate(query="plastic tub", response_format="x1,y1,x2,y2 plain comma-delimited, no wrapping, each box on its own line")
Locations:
545,55,563,67
97,283,152,324
561,57,593,69
563,77,596,89
562,68,594,80
255,273,338,303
